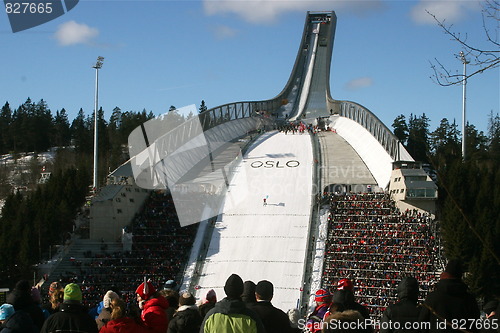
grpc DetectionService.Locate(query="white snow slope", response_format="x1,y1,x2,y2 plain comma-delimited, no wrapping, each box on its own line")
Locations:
194,131,314,312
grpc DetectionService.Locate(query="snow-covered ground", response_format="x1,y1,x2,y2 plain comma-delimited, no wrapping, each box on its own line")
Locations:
193,131,314,312
0,150,55,165
0,150,55,214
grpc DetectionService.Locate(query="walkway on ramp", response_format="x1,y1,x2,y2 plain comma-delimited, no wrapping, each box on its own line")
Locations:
317,131,377,191
194,131,314,312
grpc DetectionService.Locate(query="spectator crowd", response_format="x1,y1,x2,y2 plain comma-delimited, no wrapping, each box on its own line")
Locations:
321,193,442,319
2,192,495,332
46,191,198,308
2,266,496,333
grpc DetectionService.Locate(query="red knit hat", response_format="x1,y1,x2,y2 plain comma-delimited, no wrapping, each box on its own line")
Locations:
336,278,354,291
136,281,156,300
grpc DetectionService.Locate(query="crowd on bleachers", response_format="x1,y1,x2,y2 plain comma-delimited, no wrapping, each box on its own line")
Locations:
50,190,198,308
321,193,441,319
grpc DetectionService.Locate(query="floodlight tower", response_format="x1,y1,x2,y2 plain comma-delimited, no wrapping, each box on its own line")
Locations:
92,56,104,192
459,51,468,160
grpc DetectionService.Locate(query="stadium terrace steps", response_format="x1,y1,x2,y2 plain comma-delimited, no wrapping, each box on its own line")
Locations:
317,131,377,188
41,239,122,294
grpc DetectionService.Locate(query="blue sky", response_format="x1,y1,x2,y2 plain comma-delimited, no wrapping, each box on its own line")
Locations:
1,0,498,134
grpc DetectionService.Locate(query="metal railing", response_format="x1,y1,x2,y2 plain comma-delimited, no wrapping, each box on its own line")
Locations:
328,99,405,161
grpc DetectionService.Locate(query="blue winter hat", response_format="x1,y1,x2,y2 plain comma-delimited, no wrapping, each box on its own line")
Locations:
0,304,14,321
164,280,177,291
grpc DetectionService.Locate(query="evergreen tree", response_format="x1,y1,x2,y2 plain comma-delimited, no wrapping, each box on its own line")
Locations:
31,99,53,152
199,100,208,114
392,114,408,145
71,108,92,154
53,108,71,147
108,107,124,170
429,118,461,167
487,111,500,160
0,102,12,154
406,113,430,162
11,98,31,152
465,122,488,160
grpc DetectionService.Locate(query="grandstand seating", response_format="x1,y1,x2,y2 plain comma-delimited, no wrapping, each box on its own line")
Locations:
321,192,441,319
44,190,198,307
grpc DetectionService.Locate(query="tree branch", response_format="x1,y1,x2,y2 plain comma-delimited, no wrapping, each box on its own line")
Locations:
427,1,500,86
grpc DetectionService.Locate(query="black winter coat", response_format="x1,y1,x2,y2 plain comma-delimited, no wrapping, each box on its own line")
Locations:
167,305,202,333
6,289,45,330
40,302,98,333
249,300,293,333
381,277,421,333
198,302,215,319
0,310,38,333
419,278,480,332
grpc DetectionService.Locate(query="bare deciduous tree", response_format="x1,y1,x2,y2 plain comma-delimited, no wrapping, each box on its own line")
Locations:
429,0,499,86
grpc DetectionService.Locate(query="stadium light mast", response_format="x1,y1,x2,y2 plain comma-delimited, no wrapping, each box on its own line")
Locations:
92,56,104,192
459,51,468,160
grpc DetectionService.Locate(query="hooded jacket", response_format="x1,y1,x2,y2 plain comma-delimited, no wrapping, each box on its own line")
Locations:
167,305,202,333
99,317,151,333
419,277,480,332
142,296,169,333
322,310,368,333
380,277,420,333
319,290,372,333
200,297,265,333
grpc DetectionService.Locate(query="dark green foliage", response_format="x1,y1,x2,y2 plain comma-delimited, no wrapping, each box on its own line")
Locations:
392,114,409,144
465,122,489,161
0,165,91,286
487,111,500,161
406,113,431,163
437,159,500,298
0,98,157,286
0,102,13,153
70,108,92,154
199,100,208,114
429,118,461,170
52,108,71,147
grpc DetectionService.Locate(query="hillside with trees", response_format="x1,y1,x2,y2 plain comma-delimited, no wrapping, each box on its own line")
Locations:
0,98,158,284
392,111,500,299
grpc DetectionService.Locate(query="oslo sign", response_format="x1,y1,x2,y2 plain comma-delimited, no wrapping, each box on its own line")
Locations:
4,0,79,32
250,160,300,168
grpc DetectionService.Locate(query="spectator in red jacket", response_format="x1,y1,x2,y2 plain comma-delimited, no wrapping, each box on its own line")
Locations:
136,280,169,333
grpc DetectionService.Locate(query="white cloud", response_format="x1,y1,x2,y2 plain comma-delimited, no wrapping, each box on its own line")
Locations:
345,77,373,90
203,0,385,24
410,0,482,25
54,21,99,46
212,24,238,39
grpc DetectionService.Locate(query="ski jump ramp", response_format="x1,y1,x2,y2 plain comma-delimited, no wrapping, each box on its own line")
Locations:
194,131,314,311
129,10,414,313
